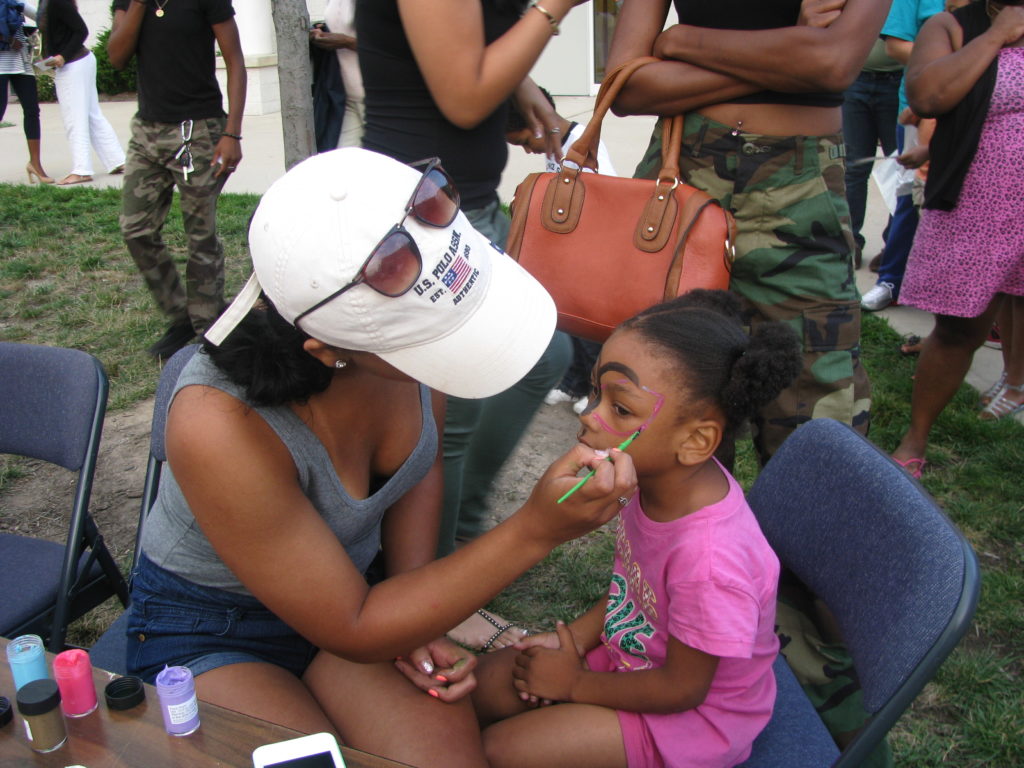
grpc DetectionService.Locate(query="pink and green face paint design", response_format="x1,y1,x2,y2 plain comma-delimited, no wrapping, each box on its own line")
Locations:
579,362,665,437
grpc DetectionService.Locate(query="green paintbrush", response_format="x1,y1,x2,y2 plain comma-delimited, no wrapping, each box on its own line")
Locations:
556,428,642,504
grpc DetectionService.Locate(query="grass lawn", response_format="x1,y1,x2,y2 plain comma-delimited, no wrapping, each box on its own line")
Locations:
1,184,1021,765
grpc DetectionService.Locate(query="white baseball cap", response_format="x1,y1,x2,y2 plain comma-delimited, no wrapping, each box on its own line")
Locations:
204,148,556,399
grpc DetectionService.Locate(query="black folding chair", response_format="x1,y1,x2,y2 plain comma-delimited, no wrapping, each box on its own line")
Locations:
739,419,980,767
0,342,129,651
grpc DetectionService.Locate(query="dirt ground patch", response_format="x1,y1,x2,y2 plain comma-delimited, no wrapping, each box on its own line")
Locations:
0,393,581,598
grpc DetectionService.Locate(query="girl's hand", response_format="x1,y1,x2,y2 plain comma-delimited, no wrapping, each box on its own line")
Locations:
394,636,478,703
521,444,637,548
513,630,562,652
513,621,584,703
991,4,1024,47
798,0,846,28
47,54,64,68
514,623,588,656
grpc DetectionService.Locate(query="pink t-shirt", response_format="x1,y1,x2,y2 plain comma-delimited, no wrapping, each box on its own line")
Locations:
587,464,779,768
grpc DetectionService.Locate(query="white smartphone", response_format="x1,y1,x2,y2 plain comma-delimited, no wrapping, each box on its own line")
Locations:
252,732,347,768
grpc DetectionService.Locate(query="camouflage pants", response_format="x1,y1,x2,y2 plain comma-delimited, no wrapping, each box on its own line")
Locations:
120,116,228,334
636,115,872,462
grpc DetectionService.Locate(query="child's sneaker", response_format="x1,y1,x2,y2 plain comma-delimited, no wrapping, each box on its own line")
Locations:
573,396,589,414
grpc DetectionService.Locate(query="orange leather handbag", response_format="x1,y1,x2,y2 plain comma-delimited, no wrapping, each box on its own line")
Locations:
506,57,736,342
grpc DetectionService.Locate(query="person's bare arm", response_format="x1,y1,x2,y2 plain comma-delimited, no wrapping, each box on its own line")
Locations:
108,3,145,70
211,18,246,175
607,0,869,117
606,0,761,117
514,623,719,713
310,26,356,51
907,7,1024,117
884,36,914,65
397,0,576,128
652,0,890,95
166,386,636,664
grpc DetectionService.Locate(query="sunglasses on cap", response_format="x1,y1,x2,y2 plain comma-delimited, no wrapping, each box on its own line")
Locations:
293,157,460,331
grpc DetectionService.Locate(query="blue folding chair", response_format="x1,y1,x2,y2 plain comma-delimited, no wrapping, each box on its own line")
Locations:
0,343,129,651
739,419,980,767
88,344,197,673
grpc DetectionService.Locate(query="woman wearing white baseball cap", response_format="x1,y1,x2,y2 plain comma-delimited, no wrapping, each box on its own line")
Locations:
124,148,636,767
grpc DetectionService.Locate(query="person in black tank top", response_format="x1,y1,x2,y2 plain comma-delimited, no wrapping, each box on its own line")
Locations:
358,0,581,652
607,0,892,465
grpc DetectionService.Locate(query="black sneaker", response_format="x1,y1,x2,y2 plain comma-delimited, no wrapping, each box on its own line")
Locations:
147,319,195,360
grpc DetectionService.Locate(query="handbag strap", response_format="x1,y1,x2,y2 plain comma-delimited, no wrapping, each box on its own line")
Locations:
563,56,663,172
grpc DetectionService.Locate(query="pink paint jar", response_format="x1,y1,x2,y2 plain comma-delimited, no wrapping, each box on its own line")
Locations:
52,649,98,718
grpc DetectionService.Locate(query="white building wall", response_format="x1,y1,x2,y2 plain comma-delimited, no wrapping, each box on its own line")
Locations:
74,0,597,113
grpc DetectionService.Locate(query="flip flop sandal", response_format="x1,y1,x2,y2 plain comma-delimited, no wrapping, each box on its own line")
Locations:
979,371,1008,409
477,609,529,652
899,334,922,356
979,383,1024,421
893,456,927,479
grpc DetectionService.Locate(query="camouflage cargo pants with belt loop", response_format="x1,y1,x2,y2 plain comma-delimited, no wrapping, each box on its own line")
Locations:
636,115,872,462
120,116,228,334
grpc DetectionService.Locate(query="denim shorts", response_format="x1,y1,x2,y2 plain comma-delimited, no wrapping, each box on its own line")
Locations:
126,555,319,683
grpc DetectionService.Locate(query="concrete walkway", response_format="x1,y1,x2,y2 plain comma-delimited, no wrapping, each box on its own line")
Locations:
0,95,1006,399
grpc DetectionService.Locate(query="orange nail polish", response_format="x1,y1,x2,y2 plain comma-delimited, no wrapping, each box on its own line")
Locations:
428,689,440,699
435,674,448,683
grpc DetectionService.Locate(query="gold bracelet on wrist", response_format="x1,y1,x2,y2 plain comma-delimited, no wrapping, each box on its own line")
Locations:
530,2,560,36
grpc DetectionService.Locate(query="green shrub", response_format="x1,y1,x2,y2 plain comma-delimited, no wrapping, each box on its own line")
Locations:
92,27,137,96
35,72,55,102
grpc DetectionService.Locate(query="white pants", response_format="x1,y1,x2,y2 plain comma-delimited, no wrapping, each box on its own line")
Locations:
337,96,365,149
53,51,126,176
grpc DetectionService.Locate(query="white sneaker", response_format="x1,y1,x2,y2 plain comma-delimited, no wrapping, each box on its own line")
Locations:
544,389,572,406
573,396,589,414
861,281,896,312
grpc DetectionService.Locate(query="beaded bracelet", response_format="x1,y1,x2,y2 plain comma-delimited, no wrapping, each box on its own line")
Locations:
222,132,243,141
530,2,560,36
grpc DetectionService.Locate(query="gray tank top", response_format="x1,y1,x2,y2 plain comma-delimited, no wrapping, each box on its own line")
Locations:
140,351,437,594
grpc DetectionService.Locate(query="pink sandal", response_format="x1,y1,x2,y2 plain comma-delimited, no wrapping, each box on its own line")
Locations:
893,456,927,479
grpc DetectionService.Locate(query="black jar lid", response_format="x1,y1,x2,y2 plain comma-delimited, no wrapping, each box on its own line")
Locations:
16,679,61,716
0,695,11,727
105,676,146,710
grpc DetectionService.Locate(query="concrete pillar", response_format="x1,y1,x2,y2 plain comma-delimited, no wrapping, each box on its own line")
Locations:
234,0,276,56
217,0,280,115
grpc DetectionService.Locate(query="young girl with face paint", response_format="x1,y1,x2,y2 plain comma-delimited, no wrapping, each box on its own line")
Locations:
467,290,803,768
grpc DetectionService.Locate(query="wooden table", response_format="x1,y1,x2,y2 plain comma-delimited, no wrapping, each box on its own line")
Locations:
0,659,410,768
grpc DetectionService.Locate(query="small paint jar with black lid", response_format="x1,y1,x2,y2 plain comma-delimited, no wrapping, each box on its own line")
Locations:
16,678,67,753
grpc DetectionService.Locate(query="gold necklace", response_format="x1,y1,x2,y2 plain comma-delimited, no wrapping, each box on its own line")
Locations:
154,0,170,18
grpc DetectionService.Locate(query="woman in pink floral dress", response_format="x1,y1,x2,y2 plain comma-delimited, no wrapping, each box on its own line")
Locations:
891,0,1024,476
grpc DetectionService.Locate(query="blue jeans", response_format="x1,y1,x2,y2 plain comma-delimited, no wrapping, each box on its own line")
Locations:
842,70,901,250
877,125,919,296
126,555,318,683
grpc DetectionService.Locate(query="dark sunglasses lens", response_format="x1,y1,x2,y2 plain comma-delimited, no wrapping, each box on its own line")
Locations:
412,168,459,227
365,230,422,296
